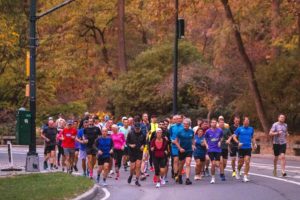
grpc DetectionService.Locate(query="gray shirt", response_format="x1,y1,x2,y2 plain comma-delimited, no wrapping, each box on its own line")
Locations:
270,122,288,145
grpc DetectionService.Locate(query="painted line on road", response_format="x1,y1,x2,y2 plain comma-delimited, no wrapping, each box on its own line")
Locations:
101,188,110,200
190,164,300,186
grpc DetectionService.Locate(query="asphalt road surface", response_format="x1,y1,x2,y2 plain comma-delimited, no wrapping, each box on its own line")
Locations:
1,146,300,200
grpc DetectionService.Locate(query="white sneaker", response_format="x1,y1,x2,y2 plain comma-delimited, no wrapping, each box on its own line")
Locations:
194,175,201,180
156,182,161,188
160,178,166,185
236,171,241,180
210,177,215,184
102,181,108,186
243,175,250,182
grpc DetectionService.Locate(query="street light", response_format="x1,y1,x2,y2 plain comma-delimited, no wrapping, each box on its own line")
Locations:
173,0,184,115
26,0,76,172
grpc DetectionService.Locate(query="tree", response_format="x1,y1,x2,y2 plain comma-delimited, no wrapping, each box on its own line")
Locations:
117,0,127,72
220,0,270,134
271,0,282,58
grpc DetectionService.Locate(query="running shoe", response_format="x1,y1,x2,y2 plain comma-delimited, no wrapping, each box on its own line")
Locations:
232,171,236,177
128,175,133,184
210,177,215,184
43,161,48,170
102,180,108,186
220,174,226,181
145,172,150,177
135,180,141,187
205,168,210,177
236,171,241,179
178,175,183,184
185,178,192,185
282,172,287,177
194,175,201,180
115,172,120,180
73,165,78,172
243,175,249,182
150,166,154,172
152,175,157,183
156,182,161,188
160,177,166,185
62,167,65,172
140,174,147,181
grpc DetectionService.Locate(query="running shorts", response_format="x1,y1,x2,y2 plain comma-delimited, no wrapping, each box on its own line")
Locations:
208,152,221,161
273,144,286,156
64,148,75,156
98,157,110,165
179,151,193,161
221,149,228,160
79,149,87,159
44,145,55,154
238,148,252,158
230,146,238,157
171,145,179,157
129,150,143,163
86,147,97,155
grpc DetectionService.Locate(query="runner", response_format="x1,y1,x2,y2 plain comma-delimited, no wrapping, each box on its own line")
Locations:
56,129,66,170
150,128,168,188
193,118,203,133
229,116,240,178
174,118,194,185
204,119,224,184
56,113,66,132
95,127,113,186
233,116,257,182
79,112,90,129
119,118,131,171
83,118,101,179
60,120,77,174
219,118,232,180
76,120,88,176
169,115,183,180
73,120,79,172
193,128,206,180
269,114,289,177
111,124,126,180
149,115,158,174
126,122,146,187
41,119,58,170
200,120,210,176
94,116,103,130
140,113,150,179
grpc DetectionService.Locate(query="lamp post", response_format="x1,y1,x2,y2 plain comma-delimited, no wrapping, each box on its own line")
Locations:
173,0,184,115
26,0,76,172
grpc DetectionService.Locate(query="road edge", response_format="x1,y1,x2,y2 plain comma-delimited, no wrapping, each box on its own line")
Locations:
72,184,101,200
252,154,300,161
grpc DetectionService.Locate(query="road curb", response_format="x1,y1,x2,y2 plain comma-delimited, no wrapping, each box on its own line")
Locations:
252,154,300,161
72,184,101,200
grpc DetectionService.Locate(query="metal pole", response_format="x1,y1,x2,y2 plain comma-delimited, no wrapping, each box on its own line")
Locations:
173,0,179,115
29,0,37,156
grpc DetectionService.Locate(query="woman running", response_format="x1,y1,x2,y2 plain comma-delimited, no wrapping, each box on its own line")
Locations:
193,128,206,180
150,128,168,188
111,124,126,180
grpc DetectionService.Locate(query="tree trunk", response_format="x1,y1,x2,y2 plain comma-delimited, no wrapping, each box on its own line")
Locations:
220,0,270,134
117,0,127,72
298,11,300,49
271,0,281,58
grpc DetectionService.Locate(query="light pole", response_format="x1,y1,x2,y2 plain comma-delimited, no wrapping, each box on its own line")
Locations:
26,0,76,172
173,0,184,115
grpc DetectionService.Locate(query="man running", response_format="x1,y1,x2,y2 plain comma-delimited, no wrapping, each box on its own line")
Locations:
60,120,77,174
205,119,224,183
73,120,79,172
83,118,101,179
174,118,194,185
233,116,257,182
95,127,113,186
119,118,131,171
169,115,184,180
229,116,240,178
41,119,58,170
126,122,146,187
76,120,88,176
269,114,289,177
219,118,232,180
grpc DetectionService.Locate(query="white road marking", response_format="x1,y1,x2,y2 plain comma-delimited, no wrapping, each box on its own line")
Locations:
101,188,110,200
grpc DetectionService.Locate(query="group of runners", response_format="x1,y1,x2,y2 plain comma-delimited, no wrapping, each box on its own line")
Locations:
41,112,289,187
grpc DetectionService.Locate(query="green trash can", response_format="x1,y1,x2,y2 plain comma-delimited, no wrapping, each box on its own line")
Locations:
16,109,31,145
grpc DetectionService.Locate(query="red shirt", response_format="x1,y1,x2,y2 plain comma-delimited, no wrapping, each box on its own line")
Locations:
61,127,77,148
150,138,167,158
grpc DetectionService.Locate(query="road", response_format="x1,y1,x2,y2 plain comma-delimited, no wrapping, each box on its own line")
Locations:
1,146,300,200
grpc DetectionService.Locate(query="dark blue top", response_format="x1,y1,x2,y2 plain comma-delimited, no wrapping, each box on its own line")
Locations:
77,128,86,151
95,137,113,158
234,126,254,149
194,134,206,157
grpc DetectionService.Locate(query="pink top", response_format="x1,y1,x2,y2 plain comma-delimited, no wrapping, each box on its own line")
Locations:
111,132,125,150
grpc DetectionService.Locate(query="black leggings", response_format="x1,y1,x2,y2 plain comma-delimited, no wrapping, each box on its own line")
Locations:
153,157,167,176
113,149,123,170
57,145,64,163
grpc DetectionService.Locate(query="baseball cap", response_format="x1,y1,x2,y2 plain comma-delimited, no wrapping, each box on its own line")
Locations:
134,122,141,129
67,120,73,125
122,116,127,121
